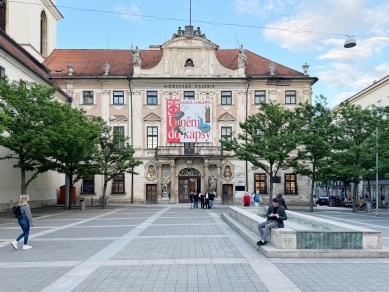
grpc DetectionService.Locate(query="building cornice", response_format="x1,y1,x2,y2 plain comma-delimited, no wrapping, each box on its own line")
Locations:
42,0,64,20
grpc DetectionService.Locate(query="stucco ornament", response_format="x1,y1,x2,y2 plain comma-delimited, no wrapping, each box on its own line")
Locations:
67,63,74,76
144,162,158,181
302,63,309,75
221,162,235,181
103,62,110,75
237,44,247,67
269,62,276,75
131,45,141,66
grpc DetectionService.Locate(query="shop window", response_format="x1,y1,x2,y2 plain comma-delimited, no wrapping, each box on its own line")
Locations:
254,174,267,194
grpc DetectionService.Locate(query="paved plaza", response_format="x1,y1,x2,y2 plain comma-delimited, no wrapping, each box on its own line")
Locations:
0,204,389,292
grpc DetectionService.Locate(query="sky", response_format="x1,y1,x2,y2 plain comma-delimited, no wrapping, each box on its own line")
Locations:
55,0,389,108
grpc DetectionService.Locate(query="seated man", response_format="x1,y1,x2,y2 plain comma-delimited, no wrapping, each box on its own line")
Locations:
256,198,287,246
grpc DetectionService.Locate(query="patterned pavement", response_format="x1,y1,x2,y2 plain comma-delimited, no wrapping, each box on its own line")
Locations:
0,204,388,292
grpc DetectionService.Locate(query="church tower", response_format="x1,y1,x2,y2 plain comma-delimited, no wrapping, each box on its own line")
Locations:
1,0,63,62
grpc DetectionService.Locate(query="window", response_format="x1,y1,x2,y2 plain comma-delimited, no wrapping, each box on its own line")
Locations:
81,175,94,194
254,174,267,194
184,142,195,154
285,174,297,194
221,127,232,146
147,91,158,105
0,1,5,31
113,91,124,105
112,173,125,194
147,126,158,149
221,91,232,105
185,59,194,67
40,11,48,57
113,126,125,148
285,90,296,104
0,66,4,80
254,90,266,104
83,91,94,105
377,100,382,107
184,91,195,100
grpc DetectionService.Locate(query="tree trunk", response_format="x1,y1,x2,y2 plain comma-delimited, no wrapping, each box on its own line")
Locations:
20,156,27,195
269,164,274,202
352,180,357,213
68,174,73,209
102,176,108,209
310,166,316,212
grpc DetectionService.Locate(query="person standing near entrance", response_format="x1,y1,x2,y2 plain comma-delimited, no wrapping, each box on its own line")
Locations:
189,190,194,209
208,192,215,209
194,191,199,209
252,189,262,207
200,191,205,208
12,194,33,250
205,190,210,209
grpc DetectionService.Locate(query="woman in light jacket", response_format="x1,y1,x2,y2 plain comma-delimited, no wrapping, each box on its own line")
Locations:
12,194,33,250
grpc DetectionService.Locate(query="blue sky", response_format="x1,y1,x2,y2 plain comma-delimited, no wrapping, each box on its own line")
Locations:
56,0,389,107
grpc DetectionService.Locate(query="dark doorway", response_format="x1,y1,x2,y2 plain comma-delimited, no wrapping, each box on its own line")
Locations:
222,184,234,205
179,177,201,203
146,184,157,204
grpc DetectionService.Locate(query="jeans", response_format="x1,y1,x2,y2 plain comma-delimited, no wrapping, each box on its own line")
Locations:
254,202,259,207
194,201,198,208
16,216,30,245
205,199,209,209
209,200,214,209
257,220,278,241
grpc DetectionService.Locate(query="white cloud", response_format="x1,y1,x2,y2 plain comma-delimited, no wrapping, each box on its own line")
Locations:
115,4,142,22
232,0,295,18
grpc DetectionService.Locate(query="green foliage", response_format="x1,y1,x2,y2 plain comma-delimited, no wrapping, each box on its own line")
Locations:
222,101,299,201
96,122,142,208
0,78,57,193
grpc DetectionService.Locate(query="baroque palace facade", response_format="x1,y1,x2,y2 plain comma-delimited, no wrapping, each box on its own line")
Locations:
44,25,318,206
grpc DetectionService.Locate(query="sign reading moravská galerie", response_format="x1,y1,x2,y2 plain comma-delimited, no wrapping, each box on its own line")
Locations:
166,99,212,143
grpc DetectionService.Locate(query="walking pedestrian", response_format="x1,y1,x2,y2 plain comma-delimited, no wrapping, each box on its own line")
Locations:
189,190,194,209
12,194,33,250
194,191,199,209
252,189,262,207
243,192,251,207
200,191,205,208
204,190,210,209
209,192,215,209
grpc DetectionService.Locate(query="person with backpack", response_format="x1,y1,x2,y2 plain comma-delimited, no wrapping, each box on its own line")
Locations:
208,192,215,209
11,194,33,250
252,189,262,207
277,193,288,210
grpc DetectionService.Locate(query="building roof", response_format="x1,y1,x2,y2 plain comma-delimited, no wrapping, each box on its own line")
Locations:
0,29,71,102
44,48,306,78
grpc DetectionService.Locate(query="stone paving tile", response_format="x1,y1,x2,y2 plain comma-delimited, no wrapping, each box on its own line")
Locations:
275,263,389,292
0,227,53,239
19,219,82,227
0,267,73,292
138,225,224,236
38,226,135,238
98,214,152,219
72,264,269,292
77,218,146,226
0,239,115,262
153,217,216,224
160,211,212,218
110,237,243,260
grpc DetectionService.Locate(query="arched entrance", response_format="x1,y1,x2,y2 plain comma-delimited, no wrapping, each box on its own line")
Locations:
178,168,201,203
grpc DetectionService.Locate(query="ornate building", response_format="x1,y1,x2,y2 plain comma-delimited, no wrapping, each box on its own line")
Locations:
44,25,318,205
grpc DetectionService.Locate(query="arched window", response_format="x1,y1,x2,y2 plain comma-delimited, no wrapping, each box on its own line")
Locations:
0,0,6,31
184,58,194,67
40,11,48,57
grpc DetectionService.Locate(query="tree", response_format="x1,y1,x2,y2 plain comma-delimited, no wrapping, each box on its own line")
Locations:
292,95,336,212
330,102,378,212
222,102,300,201
0,78,57,194
96,122,142,209
41,103,102,208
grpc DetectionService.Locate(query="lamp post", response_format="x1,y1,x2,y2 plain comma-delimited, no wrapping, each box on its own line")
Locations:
376,126,379,217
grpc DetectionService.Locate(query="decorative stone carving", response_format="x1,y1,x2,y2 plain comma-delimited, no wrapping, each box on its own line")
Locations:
195,27,206,38
237,44,247,67
143,113,162,124
0,0,6,7
268,89,277,95
269,62,276,75
172,26,185,38
178,168,201,177
66,90,74,97
209,171,217,193
131,45,141,66
144,162,158,181
67,63,74,76
161,171,171,193
103,62,110,75
221,162,235,181
102,90,111,95
302,63,309,75
303,89,313,95
109,115,128,123
172,26,206,39
217,112,236,125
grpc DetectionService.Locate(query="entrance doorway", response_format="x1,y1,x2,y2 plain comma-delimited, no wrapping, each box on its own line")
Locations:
146,184,157,204
178,178,201,203
222,184,234,205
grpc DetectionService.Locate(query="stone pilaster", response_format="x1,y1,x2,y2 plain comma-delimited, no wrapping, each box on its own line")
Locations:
158,164,163,198
204,160,209,193
170,160,176,203
216,164,222,203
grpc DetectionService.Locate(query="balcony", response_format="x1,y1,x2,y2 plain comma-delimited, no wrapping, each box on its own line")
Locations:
155,146,223,158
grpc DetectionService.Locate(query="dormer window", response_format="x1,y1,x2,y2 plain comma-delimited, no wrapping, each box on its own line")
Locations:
185,58,194,67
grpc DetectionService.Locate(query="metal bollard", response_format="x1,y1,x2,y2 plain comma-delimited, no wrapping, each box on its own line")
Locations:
80,199,85,210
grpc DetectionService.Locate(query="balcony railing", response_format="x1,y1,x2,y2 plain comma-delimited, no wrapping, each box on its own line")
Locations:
155,146,223,157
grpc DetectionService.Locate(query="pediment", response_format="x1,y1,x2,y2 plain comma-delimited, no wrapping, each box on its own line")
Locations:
162,37,219,50
218,112,236,123
143,112,162,122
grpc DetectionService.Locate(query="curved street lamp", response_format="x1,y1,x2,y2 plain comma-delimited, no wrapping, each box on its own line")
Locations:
344,35,357,48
